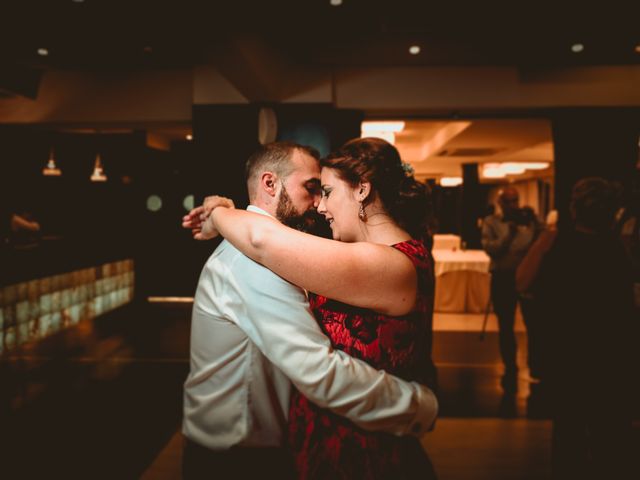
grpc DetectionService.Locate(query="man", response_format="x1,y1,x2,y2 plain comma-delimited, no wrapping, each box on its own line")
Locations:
181,142,438,479
481,186,540,393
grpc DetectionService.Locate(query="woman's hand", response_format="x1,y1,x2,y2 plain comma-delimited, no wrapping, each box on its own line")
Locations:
181,196,235,240
203,195,235,215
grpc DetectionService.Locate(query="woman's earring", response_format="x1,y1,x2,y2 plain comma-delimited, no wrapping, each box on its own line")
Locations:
358,202,367,222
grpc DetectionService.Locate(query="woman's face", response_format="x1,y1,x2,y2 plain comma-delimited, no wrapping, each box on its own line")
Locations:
317,167,362,242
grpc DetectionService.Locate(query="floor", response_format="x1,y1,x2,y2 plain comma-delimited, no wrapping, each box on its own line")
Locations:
1,302,637,479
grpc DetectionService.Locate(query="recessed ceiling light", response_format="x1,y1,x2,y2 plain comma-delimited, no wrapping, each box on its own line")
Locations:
185,134,193,141
37,48,49,56
330,0,343,6
409,45,421,55
72,0,85,3
571,43,584,53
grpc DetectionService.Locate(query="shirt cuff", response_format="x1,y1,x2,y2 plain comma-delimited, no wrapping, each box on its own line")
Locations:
406,382,438,436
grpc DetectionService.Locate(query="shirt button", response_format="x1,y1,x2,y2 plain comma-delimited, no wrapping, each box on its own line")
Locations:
411,422,422,434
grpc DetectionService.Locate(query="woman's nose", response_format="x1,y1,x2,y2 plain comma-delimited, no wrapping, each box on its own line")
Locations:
317,196,327,214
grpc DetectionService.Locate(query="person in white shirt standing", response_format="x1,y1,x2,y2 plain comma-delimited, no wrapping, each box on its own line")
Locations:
181,142,438,479
481,187,541,394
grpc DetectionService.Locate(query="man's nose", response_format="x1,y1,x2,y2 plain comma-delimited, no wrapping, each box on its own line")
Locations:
313,192,321,209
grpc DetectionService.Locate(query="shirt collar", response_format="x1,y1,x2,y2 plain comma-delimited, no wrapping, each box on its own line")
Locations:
247,204,274,218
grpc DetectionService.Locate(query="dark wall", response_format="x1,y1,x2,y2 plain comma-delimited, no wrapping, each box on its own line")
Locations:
551,108,640,229
432,183,490,239
0,127,144,242
460,163,483,248
274,104,364,157
0,127,146,286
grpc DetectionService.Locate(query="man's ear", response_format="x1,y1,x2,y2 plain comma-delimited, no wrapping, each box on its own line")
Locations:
260,172,279,197
357,181,371,202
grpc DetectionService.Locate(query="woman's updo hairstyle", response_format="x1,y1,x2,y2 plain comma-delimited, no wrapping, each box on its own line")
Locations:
570,177,621,233
321,137,432,239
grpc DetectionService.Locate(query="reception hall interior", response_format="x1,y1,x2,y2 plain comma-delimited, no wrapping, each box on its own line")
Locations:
1,1,639,479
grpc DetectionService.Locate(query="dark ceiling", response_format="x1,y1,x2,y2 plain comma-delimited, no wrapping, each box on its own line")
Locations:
2,0,639,71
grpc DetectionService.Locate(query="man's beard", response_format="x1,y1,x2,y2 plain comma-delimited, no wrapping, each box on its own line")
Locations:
276,185,329,236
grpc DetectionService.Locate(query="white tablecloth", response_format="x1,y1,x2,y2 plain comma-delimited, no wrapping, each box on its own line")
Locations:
432,249,491,313
432,249,491,277
432,234,461,251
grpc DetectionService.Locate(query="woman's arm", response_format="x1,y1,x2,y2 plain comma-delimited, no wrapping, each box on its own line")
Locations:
208,207,418,316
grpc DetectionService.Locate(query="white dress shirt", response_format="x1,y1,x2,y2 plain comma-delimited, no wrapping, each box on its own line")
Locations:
183,205,438,450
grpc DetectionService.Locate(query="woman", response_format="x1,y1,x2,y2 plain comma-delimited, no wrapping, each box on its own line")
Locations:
196,137,437,479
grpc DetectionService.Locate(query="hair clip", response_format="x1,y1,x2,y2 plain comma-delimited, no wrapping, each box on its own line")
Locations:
401,162,415,177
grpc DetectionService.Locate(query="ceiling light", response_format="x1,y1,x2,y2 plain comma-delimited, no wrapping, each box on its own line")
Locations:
330,0,343,5
571,43,584,53
42,148,61,176
482,168,506,179
440,177,463,187
482,163,506,179
90,153,107,182
522,162,550,170
361,121,405,133
37,48,49,56
186,134,193,141
409,45,421,55
501,163,527,175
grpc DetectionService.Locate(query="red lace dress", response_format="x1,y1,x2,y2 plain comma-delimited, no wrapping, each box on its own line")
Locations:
288,239,438,480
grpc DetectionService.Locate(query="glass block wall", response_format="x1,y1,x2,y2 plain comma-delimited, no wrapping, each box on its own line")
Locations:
0,259,134,355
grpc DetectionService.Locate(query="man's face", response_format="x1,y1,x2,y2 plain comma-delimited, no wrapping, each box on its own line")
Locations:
499,189,519,216
275,149,322,231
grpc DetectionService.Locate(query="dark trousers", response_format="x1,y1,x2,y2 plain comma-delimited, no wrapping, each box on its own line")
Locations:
491,270,519,375
491,270,543,378
182,437,295,480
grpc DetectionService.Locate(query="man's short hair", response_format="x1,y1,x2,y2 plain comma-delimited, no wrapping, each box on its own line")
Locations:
245,142,319,199
499,186,519,201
